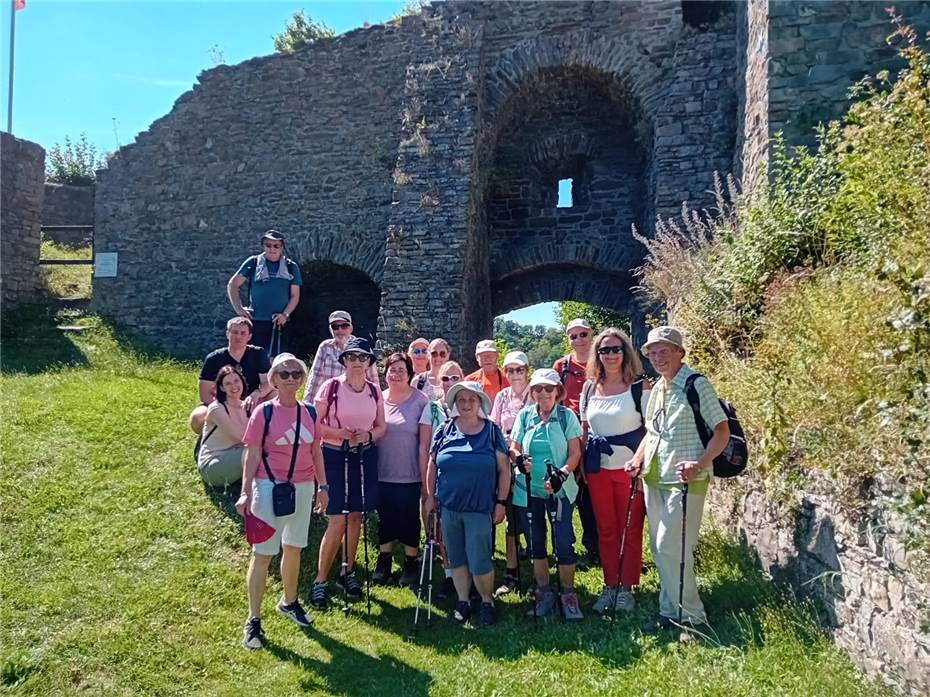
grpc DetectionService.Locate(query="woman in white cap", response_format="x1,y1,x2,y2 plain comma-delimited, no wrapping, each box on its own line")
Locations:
424,381,510,627
489,350,531,596
236,352,325,649
580,328,650,615
510,368,584,620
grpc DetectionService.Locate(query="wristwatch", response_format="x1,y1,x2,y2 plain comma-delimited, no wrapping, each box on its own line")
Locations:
496,499,507,506
318,484,330,492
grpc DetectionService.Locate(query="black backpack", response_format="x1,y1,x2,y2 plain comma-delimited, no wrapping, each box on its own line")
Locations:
684,373,748,478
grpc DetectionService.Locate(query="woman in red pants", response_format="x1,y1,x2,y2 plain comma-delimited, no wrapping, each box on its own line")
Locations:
580,328,651,614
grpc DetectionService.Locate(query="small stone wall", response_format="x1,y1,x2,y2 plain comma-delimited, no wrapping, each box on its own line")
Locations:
42,183,94,245
1,133,45,309
709,472,929,695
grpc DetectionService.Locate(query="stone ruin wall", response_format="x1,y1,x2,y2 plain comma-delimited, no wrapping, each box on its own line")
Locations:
42,183,95,245
1,133,45,309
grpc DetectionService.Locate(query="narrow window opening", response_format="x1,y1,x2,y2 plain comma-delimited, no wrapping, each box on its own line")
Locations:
556,178,573,208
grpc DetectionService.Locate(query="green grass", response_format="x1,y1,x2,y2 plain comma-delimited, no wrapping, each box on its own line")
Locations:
39,240,92,299
0,307,890,696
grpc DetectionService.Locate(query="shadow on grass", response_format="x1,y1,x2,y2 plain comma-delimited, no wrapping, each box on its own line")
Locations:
1,303,89,374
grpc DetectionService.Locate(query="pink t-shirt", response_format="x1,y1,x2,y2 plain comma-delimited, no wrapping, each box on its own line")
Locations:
243,399,317,483
316,376,380,446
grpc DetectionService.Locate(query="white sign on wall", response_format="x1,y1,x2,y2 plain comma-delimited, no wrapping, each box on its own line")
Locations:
94,252,118,278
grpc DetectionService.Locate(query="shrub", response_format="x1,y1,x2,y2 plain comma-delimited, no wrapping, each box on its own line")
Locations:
45,134,104,186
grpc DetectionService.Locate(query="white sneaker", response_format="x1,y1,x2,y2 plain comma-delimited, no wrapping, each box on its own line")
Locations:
592,585,618,614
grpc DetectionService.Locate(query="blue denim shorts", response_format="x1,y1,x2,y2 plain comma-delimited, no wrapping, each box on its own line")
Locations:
440,508,494,576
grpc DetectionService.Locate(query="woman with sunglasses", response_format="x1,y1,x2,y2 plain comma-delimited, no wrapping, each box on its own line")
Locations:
304,310,380,402
510,368,584,620
309,337,386,611
489,351,531,596
412,338,451,403
417,360,464,598
372,352,430,587
407,338,431,382
236,353,325,649
580,328,650,615
198,365,249,487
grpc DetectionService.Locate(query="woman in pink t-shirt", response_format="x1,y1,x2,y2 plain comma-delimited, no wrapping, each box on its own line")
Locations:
235,353,325,649
309,337,386,611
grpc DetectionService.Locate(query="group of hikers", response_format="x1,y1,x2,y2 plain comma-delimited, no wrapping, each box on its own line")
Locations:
189,230,735,650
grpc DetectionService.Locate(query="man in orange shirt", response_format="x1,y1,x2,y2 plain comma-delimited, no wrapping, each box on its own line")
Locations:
553,318,599,565
465,339,509,403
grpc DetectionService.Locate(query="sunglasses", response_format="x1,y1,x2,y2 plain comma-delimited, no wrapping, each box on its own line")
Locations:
569,331,589,340
597,345,624,355
263,242,283,249
275,370,304,380
344,353,369,363
411,348,429,355
531,384,556,394
505,367,527,374
430,350,448,357
331,322,351,330
440,375,462,383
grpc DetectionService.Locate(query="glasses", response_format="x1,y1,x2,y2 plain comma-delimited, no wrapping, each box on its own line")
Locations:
411,348,429,355
331,322,351,331
597,345,624,355
505,367,526,375
531,385,556,394
275,370,304,380
440,375,462,383
569,331,589,341
263,242,283,249
430,350,448,357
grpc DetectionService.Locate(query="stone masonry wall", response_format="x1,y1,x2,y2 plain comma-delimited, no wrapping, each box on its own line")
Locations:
709,472,930,695
42,183,94,245
1,133,45,309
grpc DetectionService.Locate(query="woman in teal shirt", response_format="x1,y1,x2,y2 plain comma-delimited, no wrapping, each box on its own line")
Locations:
510,368,584,620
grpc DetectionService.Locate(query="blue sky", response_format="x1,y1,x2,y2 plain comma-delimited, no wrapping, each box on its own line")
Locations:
2,0,559,328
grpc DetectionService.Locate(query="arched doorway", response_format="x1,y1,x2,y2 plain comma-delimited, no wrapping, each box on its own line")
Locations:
289,261,381,361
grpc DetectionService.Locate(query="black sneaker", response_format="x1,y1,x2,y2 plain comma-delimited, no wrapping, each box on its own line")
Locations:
242,617,266,649
372,552,393,585
276,597,313,627
338,571,363,598
309,580,329,610
452,600,471,625
642,614,674,633
398,555,420,587
436,576,455,600
476,601,495,627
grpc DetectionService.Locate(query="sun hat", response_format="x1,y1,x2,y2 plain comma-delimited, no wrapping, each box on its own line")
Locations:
445,380,492,413
641,326,686,355
338,336,376,365
270,352,308,375
502,350,529,368
529,368,562,388
565,318,591,333
328,310,352,325
475,339,498,355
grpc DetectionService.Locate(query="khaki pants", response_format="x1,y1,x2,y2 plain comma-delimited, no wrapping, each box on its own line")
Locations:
644,483,707,623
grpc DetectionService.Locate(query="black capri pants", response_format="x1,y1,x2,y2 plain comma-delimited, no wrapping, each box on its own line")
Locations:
377,481,422,548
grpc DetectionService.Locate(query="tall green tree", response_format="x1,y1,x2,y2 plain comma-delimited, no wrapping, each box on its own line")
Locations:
273,10,335,54
556,301,629,334
45,134,104,186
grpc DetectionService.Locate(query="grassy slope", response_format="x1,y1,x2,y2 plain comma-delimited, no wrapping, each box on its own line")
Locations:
0,308,887,696
39,241,92,299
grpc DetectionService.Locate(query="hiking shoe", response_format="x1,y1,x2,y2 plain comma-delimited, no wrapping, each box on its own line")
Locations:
436,576,455,600
242,617,266,649
398,556,420,587
476,601,495,627
338,571,363,598
613,588,635,613
309,580,329,610
494,574,519,598
276,597,313,627
526,587,557,617
452,600,471,625
561,590,584,621
642,614,673,633
372,552,393,585
591,585,618,615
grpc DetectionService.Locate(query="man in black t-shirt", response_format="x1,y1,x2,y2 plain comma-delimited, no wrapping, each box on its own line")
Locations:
189,317,273,433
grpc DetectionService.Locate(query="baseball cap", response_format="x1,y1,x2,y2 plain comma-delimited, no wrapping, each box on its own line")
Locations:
566,318,592,333
475,339,498,354
328,310,352,325
502,351,529,367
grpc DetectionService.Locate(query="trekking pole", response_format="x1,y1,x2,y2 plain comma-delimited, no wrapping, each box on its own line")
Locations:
522,459,537,626
341,439,351,614
269,325,281,359
426,513,435,623
414,512,434,628
678,482,689,629
610,473,640,626
544,460,563,612
359,441,372,617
